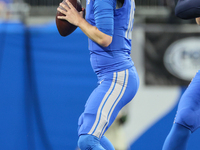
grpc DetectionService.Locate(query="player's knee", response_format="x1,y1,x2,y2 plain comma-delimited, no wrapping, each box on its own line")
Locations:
175,108,197,130
78,134,99,150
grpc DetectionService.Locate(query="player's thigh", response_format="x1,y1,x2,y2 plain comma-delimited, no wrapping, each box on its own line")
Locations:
178,70,200,110
78,74,114,136
175,70,200,131
78,67,139,137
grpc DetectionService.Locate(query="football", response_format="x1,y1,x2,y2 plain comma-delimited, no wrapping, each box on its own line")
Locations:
56,0,82,37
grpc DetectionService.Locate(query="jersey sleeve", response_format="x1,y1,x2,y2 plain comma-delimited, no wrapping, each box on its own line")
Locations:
93,0,116,36
175,0,200,19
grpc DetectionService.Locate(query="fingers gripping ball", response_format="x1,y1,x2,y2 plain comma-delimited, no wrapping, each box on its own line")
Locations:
56,0,82,37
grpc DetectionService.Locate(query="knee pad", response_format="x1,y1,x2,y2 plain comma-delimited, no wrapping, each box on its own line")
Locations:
78,134,100,150
175,108,199,132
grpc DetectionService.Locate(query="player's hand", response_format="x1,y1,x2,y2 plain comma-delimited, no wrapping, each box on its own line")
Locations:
57,0,84,26
196,17,200,25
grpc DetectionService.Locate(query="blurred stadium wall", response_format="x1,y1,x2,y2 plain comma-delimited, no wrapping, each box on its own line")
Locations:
0,0,200,150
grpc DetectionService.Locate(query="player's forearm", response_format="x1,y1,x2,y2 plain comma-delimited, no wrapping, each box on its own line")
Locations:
77,18,112,47
175,0,200,19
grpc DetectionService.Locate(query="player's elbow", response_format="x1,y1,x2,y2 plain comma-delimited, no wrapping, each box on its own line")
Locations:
99,36,112,47
175,8,186,19
175,10,188,19
175,5,199,19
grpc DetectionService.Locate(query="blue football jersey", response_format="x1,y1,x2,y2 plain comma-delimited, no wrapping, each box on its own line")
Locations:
85,0,136,76
77,0,140,143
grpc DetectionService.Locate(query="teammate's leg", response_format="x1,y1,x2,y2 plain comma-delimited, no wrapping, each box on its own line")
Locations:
162,97,199,150
162,123,191,150
162,70,200,150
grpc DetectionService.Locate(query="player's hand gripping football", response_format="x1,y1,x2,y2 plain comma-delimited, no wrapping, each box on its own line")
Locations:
57,0,85,27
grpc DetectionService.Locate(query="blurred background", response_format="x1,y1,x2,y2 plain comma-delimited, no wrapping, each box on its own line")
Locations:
0,0,200,150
